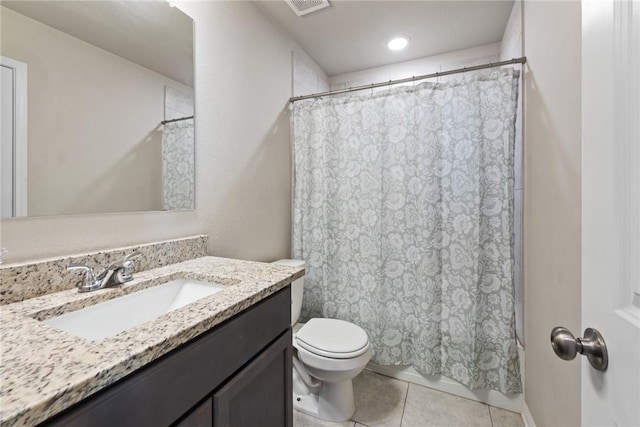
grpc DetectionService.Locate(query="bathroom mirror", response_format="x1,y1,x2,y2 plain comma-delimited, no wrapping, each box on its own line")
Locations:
0,1,194,218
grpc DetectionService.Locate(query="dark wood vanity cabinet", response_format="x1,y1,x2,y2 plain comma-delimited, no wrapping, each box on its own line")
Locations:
42,287,293,427
176,398,213,427
211,331,291,427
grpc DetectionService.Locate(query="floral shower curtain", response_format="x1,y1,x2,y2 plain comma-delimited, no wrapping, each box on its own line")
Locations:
162,119,194,210
291,69,522,394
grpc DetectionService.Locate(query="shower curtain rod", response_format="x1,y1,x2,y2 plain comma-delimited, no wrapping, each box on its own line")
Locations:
289,56,527,103
161,115,194,125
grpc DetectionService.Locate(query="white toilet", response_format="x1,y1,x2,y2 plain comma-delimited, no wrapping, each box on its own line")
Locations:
273,259,372,422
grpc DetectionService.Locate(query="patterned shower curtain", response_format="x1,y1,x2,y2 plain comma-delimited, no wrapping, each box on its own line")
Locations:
291,69,522,394
162,119,195,210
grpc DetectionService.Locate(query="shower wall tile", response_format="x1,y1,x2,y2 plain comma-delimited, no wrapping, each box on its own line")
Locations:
0,235,207,305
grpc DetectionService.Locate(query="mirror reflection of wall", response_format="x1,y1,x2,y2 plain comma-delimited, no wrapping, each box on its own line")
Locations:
0,1,195,218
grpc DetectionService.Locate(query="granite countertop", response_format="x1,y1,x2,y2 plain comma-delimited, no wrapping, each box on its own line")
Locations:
0,256,304,426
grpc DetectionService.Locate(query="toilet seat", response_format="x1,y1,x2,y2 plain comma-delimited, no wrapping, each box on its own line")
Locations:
296,318,370,359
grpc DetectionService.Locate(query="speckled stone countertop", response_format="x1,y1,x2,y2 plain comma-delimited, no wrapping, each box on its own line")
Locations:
0,256,304,427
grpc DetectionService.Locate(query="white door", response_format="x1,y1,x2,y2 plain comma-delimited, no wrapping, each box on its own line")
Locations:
582,0,640,425
1,64,15,218
0,56,28,219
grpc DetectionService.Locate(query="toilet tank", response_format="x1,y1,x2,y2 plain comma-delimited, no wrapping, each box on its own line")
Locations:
272,259,305,326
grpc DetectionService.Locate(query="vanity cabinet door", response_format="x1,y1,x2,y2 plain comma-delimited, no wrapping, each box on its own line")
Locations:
175,398,213,427
213,330,292,427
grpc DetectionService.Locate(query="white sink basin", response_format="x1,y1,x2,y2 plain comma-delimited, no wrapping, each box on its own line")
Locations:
43,279,227,341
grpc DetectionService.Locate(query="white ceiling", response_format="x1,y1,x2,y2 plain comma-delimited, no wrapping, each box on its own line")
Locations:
257,0,514,76
2,1,194,87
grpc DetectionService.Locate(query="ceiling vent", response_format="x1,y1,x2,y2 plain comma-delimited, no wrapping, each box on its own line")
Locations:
285,0,330,17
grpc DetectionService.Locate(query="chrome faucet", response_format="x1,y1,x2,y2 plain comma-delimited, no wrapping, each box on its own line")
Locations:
67,251,142,293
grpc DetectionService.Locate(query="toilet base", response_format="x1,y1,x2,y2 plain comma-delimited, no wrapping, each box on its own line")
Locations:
293,379,355,422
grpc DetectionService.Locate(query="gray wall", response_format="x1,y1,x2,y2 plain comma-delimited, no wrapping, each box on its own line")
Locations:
523,1,582,425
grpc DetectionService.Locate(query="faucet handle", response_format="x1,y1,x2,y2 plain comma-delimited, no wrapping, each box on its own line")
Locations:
123,251,142,263
67,263,96,278
67,263,101,292
119,251,142,281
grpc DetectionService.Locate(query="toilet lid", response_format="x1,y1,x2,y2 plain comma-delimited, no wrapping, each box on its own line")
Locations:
295,318,370,359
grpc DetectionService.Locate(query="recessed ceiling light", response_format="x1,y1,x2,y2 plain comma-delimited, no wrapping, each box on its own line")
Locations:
387,36,409,51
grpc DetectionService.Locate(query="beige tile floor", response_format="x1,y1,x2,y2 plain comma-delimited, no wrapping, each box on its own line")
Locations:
293,370,525,427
